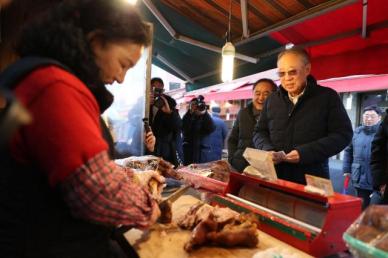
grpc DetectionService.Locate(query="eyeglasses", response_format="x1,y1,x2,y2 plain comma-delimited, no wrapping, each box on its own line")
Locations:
277,69,299,78
363,114,379,119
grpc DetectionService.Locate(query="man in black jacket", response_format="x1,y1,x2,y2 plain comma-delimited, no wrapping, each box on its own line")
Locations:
149,77,182,167
370,110,388,204
253,47,353,184
182,96,215,165
227,79,277,172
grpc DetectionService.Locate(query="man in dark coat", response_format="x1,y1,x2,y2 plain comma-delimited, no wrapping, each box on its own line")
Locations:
253,47,353,184
227,79,277,172
149,77,182,167
370,109,388,204
343,105,382,209
182,96,215,165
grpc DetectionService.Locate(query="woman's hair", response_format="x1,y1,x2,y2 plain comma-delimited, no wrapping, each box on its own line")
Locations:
252,78,277,91
17,0,150,91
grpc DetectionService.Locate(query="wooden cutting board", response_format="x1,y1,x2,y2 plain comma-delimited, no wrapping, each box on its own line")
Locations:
125,195,313,258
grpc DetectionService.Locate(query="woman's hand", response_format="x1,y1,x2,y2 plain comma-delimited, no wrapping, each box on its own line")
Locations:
134,170,165,201
144,131,156,152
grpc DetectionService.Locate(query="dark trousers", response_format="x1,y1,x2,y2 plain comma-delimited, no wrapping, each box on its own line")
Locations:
355,188,373,210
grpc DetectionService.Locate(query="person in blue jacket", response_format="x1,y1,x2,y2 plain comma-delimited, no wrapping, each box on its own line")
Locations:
200,105,228,162
343,105,382,209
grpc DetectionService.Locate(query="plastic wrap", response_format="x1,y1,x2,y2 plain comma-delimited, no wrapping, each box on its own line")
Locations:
343,205,388,258
116,155,181,181
177,160,231,193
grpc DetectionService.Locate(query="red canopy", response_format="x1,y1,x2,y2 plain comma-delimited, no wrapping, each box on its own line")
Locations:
270,0,388,80
192,74,388,102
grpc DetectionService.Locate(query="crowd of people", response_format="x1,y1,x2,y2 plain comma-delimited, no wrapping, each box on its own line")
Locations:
0,0,387,257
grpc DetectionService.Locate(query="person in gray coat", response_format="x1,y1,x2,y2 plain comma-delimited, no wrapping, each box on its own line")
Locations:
343,105,382,209
227,79,277,172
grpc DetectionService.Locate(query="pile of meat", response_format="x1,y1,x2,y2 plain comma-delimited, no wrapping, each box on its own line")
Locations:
187,160,231,182
177,202,259,251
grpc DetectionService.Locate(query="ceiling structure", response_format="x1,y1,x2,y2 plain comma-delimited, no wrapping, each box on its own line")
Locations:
137,0,388,91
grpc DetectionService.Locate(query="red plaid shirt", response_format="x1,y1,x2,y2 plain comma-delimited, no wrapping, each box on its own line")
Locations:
61,151,156,228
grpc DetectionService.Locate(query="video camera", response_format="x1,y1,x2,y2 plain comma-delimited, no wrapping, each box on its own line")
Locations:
153,87,165,109
191,95,207,112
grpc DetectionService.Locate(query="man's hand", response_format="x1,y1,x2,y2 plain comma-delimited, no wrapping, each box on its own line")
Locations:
144,131,156,152
269,151,284,164
285,150,300,163
160,96,172,114
271,151,286,164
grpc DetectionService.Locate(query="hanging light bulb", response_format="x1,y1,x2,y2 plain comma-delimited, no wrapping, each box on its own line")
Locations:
126,0,137,5
221,42,235,82
221,0,235,83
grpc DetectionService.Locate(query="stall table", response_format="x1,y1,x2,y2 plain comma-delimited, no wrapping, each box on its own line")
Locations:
125,195,313,258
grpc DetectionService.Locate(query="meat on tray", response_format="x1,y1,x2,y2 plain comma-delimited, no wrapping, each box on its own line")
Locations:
119,155,181,179
177,202,259,251
186,160,232,182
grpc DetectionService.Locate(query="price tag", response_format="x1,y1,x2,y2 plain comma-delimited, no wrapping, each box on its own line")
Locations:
305,174,334,196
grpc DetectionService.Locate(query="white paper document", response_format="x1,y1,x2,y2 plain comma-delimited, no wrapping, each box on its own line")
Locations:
242,148,278,181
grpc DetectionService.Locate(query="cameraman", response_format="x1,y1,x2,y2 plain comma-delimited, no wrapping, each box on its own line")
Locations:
182,96,215,165
149,77,182,167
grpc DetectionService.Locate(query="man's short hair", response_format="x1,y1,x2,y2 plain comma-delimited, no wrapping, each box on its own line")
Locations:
363,105,382,115
278,46,311,65
151,77,164,86
252,78,277,92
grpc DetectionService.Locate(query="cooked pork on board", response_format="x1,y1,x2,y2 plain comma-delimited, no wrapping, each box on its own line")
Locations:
177,202,259,251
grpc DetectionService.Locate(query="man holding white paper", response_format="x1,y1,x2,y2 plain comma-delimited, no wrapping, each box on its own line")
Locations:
253,47,353,184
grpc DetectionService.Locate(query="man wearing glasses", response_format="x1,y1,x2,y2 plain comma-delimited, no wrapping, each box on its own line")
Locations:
253,47,353,184
343,105,382,209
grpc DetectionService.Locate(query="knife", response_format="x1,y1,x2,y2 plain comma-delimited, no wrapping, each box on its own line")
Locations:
158,185,190,224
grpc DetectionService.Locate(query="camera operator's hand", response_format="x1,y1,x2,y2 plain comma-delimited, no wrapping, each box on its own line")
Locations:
194,109,207,116
144,131,156,152
160,96,172,114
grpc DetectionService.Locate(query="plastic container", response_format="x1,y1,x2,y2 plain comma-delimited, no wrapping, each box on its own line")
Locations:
343,233,388,258
343,205,388,258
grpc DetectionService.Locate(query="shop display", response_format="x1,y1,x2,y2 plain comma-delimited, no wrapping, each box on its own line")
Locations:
209,171,362,257
344,205,388,257
177,202,259,251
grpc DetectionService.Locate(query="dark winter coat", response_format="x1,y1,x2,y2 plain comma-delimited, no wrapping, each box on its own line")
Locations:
227,102,259,172
182,110,215,165
343,124,380,190
200,113,228,163
370,112,388,204
150,94,182,167
253,75,353,184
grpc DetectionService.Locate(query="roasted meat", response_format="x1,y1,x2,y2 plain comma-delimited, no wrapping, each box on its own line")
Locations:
157,158,182,179
178,203,258,251
206,220,258,248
